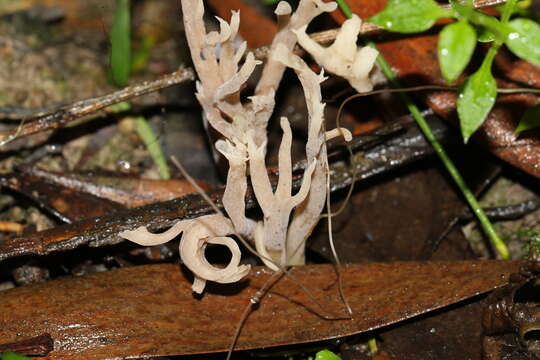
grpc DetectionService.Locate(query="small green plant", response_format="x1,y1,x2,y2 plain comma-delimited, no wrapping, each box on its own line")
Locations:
108,1,170,179
110,0,131,87
315,349,342,360
135,116,171,179
520,227,540,258
515,103,540,133
335,0,509,258
0,352,32,360
368,0,540,142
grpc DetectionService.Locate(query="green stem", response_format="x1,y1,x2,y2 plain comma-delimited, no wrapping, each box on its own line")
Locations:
334,0,353,19
369,46,508,259
334,0,508,258
501,0,517,23
483,44,499,68
368,338,378,354
135,116,171,180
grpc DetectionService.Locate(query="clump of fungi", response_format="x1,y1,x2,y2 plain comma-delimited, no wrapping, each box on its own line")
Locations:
120,0,378,293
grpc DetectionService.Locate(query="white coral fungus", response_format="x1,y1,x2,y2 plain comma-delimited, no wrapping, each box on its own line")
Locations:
119,0,376,293
294,14,379,92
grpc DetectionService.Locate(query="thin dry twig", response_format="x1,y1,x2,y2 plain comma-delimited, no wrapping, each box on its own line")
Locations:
226,270,285,360
0,67,195,146
171,155,352,358
0,106,54,121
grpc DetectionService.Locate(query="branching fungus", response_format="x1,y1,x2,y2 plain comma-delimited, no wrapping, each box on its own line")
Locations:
119,0,376,293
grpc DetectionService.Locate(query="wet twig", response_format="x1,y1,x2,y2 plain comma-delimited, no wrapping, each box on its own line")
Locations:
461,198,540,222
0,113,450,261
430,199,540,257
0,67,195,146
422,165,502,257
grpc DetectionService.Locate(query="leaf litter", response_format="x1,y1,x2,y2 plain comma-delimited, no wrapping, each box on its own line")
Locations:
0,0,538,359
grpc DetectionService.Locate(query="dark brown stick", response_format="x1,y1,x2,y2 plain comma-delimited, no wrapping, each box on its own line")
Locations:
0,113,449,262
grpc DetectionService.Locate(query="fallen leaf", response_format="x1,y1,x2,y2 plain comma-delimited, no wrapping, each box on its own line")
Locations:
0,261,518,359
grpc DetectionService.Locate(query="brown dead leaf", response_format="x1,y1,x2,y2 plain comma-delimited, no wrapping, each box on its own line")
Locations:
20,167,209,208
0,261,518,359
205,0,277,48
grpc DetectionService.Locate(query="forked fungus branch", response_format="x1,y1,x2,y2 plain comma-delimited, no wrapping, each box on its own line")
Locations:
119,0,378,293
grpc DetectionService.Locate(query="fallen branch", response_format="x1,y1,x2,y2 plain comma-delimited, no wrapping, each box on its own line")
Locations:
0,67,195,146
0,113,450,261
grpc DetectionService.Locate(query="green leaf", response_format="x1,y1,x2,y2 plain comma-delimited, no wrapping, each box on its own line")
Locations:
368,0,452,33
1,352,32,360
452,3,510,41
110,0,131,87
457,59,497,143
450,0,474,20
315,349,342,360
515,104,540,133
438,21,476,83
477,28,495,43
505,18,540,66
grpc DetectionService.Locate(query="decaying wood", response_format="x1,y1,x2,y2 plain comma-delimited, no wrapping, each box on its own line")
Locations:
0,114,450,261
0,67,195,147
0,261,519,359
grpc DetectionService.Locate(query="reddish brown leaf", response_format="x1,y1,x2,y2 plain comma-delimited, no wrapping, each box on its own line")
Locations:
19,167,209,208
330,0,387,25
0,261,518,359
329,0,504,24
206,0,277,48
427,91,540,178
